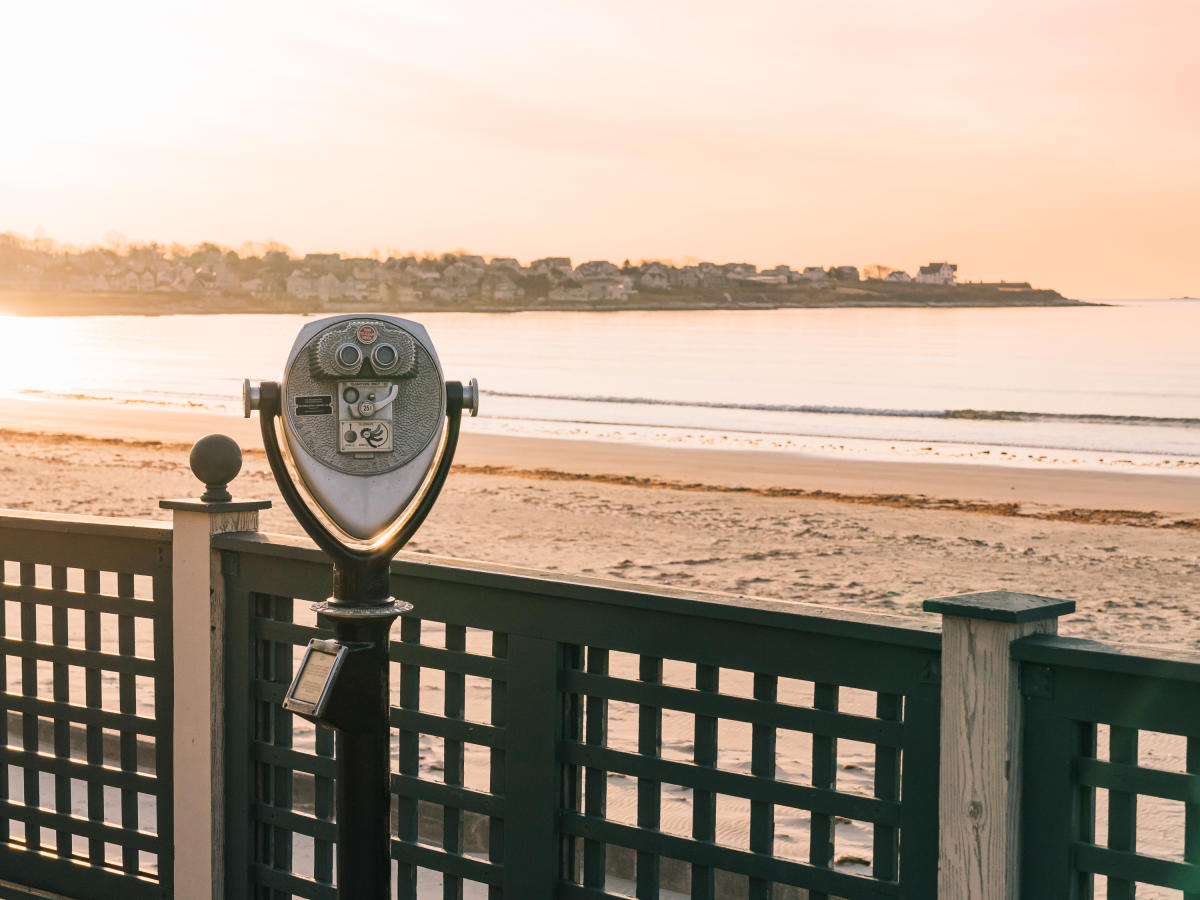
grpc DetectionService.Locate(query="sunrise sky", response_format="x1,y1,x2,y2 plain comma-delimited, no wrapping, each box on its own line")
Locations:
2,0,1196,298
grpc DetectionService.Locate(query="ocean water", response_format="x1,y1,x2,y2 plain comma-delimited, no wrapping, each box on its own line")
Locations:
0,300,1197,472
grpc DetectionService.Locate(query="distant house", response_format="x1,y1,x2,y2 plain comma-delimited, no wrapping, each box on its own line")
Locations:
692,265,726,287
575,260,621,279
316,273,344,302
802,267,827,281
213,263,241,292
393,285,422,305
173,268,197,292
429,284,470,303
885,271,912,283
326,275,383,307
638,263,670,291
194,272,223,296
668,266,700,289
286,270,320,300
442,262,484,286
339,276,371,302
255,274,288,297
303,253,341,268
830,266,859,281
348,259,381,280
488,257,522,271
721,263,757,281
916,262,957,285
760,265,797,282
482,275,525,303
584,278,630,302
406,266,441,282
384,276,422,305
530,257,572,276
548,280,588,303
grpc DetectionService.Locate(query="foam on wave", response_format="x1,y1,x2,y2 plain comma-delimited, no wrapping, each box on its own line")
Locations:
486,391,1200,429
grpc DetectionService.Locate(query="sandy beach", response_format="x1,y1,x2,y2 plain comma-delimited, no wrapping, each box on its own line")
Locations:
1,396,1196,649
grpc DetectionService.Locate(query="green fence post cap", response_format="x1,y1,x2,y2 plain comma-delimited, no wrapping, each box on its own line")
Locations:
922,589,1075,623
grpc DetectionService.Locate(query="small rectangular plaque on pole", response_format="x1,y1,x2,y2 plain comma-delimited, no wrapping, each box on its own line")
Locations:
284,640,348,718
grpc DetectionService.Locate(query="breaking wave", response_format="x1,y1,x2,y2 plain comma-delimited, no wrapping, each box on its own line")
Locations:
484,391,1200,429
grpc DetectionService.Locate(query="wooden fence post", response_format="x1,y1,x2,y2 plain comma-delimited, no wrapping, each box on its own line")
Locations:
923,590,1074,900
160,436,269,900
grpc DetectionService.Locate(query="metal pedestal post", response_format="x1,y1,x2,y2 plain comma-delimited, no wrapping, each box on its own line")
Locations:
256,375,473,899
317,562,408,900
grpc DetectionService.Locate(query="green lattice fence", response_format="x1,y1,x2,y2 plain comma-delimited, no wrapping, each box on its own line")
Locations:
0,513,173,900
218,531,942,899
1019,635,1200,899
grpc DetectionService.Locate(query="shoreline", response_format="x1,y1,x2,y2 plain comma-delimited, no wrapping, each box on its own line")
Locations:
1,395,1197,525
0,285,1093,317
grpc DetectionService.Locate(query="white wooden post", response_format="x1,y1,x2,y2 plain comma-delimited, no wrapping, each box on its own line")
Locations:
161,436,269,900
923,590,1074,900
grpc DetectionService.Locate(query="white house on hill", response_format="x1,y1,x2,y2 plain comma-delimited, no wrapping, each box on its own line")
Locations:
916,262,957,285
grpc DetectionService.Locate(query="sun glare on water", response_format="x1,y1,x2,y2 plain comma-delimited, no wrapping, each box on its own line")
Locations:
0,317,106,400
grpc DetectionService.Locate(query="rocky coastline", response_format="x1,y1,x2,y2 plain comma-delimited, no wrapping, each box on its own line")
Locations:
0,282,1090,316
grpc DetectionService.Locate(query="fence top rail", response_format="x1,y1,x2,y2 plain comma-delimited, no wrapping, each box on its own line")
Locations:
1014,633,1200,684
215,530,942,649
0,507,171,542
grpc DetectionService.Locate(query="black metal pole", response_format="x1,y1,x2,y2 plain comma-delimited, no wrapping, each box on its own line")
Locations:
322,560,403,900
331,616,394,899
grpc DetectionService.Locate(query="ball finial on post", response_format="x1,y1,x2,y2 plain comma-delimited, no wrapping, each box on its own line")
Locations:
190,434,243,503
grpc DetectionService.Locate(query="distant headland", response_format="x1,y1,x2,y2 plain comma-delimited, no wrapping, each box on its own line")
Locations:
0,236,1090,315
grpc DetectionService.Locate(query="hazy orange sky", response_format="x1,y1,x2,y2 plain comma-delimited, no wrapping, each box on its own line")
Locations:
2,1,1196,298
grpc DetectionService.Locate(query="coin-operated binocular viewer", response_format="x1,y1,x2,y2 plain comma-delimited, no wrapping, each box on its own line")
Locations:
244,315,477,899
